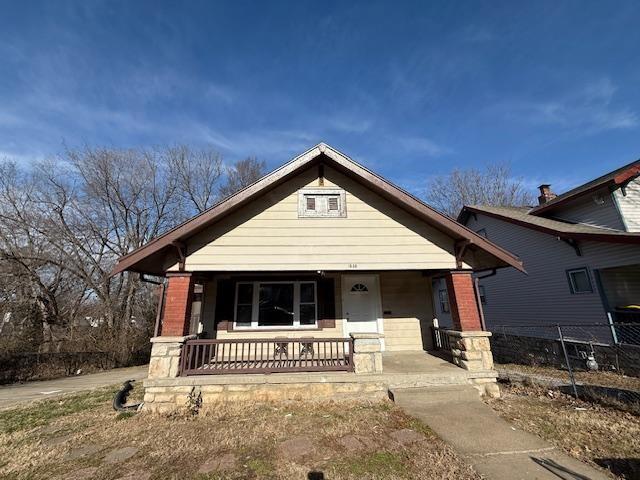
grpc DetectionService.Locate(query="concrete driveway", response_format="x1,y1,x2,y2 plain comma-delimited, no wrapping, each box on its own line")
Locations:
0,365,148,410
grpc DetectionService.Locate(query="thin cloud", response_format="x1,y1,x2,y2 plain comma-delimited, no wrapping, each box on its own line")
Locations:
494,78,638,134
394,136,453,157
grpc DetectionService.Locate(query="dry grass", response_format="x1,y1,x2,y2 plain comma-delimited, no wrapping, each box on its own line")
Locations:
497,363,640,392
488,382,640,479
0,387,479,480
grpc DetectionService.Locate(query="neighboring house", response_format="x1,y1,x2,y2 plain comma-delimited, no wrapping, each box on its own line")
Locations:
458,159,640,339
112,143,523,410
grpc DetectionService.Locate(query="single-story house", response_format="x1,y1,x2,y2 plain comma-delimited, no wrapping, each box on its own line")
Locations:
112,143,523,411
457,159,640,351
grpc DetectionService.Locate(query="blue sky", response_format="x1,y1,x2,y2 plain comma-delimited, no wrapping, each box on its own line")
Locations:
1,1,640,196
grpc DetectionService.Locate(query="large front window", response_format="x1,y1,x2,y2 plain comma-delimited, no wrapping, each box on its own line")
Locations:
234,281,317,329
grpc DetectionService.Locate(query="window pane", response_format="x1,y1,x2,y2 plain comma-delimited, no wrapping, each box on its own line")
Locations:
306,196,316,211
300,283,315,303
300,304,316,325
571,270,592,293
328,196,339,211
259,283,294,326
237,283,253,304
236,305,252,326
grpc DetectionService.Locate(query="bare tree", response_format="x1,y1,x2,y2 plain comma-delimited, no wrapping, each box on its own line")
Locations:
0,145,266,370
425,163,535,218
169,145,223,213
219,157,266,199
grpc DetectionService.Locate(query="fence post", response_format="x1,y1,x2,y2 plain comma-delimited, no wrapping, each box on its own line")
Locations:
557,325,579,398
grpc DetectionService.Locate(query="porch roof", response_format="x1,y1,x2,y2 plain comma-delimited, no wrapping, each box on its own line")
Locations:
111,143,524,276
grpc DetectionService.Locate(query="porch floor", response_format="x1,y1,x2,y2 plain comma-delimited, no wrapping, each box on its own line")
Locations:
382,351,462,375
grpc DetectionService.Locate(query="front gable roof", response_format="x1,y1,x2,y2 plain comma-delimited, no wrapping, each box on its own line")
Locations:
112,143,524,275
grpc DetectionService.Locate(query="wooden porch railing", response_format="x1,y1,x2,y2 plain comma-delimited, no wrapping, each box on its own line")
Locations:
180,337,354,375
431,326,451,352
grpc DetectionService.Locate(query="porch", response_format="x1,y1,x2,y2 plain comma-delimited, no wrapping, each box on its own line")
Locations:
143,349,498,412
597,263,640,326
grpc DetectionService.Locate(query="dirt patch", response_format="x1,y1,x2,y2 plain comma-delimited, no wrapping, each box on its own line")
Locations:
0,387,480,480
487,382,640,479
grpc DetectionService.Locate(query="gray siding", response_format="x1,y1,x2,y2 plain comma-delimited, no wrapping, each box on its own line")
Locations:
548,187,625,230
463,213,640,331
614,177,640,232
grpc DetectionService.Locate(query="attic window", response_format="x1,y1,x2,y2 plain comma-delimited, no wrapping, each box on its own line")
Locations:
298,189,346,217
306,196,316,211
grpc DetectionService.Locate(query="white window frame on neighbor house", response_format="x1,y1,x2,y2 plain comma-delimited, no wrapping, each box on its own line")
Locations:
566,267,594,294
233,280,318,329
298,188,347,217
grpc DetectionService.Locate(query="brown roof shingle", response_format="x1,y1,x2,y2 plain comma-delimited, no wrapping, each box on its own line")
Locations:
461,205,640,244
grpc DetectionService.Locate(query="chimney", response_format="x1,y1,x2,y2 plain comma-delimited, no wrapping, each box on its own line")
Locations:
537,184,556,205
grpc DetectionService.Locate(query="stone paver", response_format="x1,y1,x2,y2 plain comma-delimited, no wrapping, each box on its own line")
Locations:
64,444,102,460
0,365,148,409
114,471,152,480
337,435,365,451
277,436,315,460
57,466,98,479
198,453,237,473
103,447,138,464
392,386,611,480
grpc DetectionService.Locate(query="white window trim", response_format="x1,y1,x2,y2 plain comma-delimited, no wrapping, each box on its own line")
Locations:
233,281,318,330
298,188,347,218
567,267,594,294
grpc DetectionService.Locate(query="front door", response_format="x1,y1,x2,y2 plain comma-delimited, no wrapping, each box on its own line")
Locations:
341,275,381,338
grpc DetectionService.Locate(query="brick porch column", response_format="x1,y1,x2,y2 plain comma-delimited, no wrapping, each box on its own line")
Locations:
445,270,482,331
161,273,195,336
146,272,196,383
444,271,497,396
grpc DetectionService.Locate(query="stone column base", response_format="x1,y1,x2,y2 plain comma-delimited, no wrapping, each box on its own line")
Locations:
147,335,196,380
447,330,500,398
447,330,494,371
351,333,383,374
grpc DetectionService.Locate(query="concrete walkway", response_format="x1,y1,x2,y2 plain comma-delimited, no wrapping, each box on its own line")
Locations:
391,386,611,480
0,365,148,410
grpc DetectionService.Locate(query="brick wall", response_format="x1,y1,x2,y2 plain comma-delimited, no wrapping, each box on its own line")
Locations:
161,273,194,336
446,271,482,331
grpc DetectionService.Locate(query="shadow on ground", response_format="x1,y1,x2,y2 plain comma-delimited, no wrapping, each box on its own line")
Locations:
594,458,640,479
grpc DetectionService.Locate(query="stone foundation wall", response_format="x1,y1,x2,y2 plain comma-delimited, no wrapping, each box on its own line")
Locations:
143,381,388,413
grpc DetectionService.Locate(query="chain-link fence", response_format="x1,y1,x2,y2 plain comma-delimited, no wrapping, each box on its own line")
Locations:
490,322,640,407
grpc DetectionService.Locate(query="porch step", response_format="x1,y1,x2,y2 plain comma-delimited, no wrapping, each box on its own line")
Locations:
389,385,481,406
384,372,482,390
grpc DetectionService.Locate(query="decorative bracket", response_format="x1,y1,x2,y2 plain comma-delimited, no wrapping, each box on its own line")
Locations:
560,237,581,256
172,241,187,271
454,239,472,269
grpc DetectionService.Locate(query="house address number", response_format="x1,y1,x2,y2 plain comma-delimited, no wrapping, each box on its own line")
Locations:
348,263,358,269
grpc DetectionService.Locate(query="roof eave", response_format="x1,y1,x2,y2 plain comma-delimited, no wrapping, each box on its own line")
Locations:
111,144,525,276
463,206,640,245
